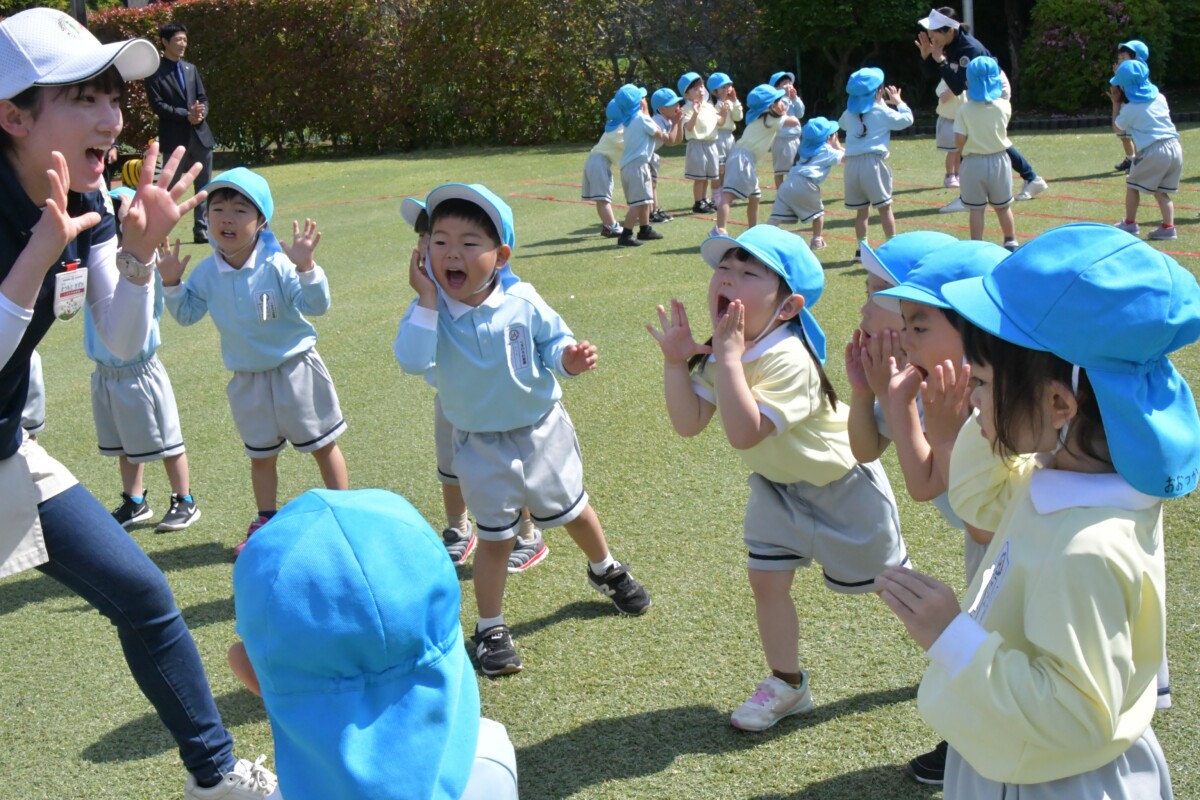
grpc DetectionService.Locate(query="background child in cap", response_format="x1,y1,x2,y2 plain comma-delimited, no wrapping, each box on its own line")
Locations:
707,72,742,190
767,116,843,251
838,68,913,257
230,489,519,800
649,87,686,224
768,71,806,189
1111,40,1149,172
877,222,1196,798
648,225,907,731
161,167,349,553
680,71,721,213
395,183,651,677
580,97,625,239
934,78,963,188
714,85,801,236
614,84,668,247
1111,59,1181,241
399,197,548,573
954,56,1018,251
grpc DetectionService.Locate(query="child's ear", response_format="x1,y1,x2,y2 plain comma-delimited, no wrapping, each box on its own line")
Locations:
778,293,805,321
496,243,512,267
1045,378,1079,433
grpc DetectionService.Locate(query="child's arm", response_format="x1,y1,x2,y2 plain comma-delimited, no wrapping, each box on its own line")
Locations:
684,101,700,133
711,300,776,449
278,219,331,316
883,86,914,129
845,330,890,462
393,250,440,374
647,299,715,436
159,241,210,327
227,641,262,697
955,132,967,153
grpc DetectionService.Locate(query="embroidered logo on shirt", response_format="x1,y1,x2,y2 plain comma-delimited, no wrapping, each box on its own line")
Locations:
256,291,277,322
507,324,531,372
966,540,1010,624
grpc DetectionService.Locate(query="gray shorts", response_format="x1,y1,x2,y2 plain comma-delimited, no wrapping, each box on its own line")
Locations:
22,350,45,435
685,139,720,181
716,130,735,164
649,152,661,180
433,393,458,486
452,402,587,539
720,147,761,200
91,354,185,463
843,153,893,209
226,348,345,458
936,116,958,151
1128,138,1183,194
945,727,1172,799
620,160,654,207
772,136,800,175
769,175,824,224
743,460,907,593
960,152,1014,208
581,152,614,202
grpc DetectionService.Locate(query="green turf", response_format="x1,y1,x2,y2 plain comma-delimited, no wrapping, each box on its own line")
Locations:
3,124,1199,799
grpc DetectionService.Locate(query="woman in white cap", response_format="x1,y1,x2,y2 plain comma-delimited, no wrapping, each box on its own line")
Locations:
0,9,276,799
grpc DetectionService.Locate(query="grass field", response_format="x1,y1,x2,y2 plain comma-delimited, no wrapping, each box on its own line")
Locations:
3,125,1199,799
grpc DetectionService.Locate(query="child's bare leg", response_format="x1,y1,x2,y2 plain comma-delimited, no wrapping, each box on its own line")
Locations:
163,452,190,496
312,441,348,490
748,568,800,674
227,642,261,697
969,207,986,240
945,150,960,176
774,173,784,189
997,206,1016,242
878,203,897,239
715,191,734,232
119,455,145,497
595,201,617,228
638,203,652,227
651,177,660,212
1155,192,1174,227
518,507,537,544
812,215,825,239
717,166,726,191
474,537,516,618
854,208,869,241
747,195,760,228
1125,186,1141,222
624,205,639,230
443,483,468,531
562,504,611,563
250,455,278,513
693,179,706,203
1122,138,1135,158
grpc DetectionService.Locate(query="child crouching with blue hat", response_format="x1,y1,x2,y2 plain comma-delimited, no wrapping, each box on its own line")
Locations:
877,222,1200,798
1111,58,1182,241
767,116,843,251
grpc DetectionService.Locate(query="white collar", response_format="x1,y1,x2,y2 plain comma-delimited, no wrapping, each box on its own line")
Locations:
443,278,506,320
1029,468,1160,514
704,323,794,366
213,237,263,274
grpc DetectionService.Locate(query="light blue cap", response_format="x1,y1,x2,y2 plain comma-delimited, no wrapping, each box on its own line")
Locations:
108,185,135,201
651,86,684,112
678,71,702,97
233,489,481,800
700,225,827,363
615,83,647,126
966,56,1003,102
706,72,732,92
1111,59,1158,103
798,116,839,158
204,166,273,222
1119,39,1149,62
941,222,1200,498
769,70,795,87
746,83,785,124
399,197,425,229
424,182,519,289
604,97,622,132
860,231,959,286
874,239,1008,313
846,67,885,114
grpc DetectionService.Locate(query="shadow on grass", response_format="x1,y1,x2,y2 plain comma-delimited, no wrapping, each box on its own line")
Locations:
748,764,941,799
1050,170,1128,182
508,599,616,640
148,541,236,573
82,689,266,764
0,573,74,617
517,685,917,799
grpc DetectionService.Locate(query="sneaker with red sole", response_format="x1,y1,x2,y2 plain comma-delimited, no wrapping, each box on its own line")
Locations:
508,528,549,573
234,515,269,557
443,522,476,565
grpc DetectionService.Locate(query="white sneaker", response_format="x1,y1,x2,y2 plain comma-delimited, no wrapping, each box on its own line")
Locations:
938,197,967,214
1015,176,1048,201
184,756,279,799
1114,220,1140,235
943,174,959,189
730,673,814,731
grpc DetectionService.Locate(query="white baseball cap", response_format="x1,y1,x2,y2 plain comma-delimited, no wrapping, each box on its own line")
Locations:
917,8,960,30
0,8,159,100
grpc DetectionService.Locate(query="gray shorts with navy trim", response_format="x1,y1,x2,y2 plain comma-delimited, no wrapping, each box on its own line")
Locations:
720,147,761,200
433,393,458,486
960,151,1014,208
936,116,958,151
91,354,184,464
716,130,735,165
685,139,720,181
843,153,894,209
581,152,615,202
226,348,345,459
743,460,906,593
772,136,800,175
1128,137,1183,195
620,160,654,207
769,175,824,224
452,402,588,539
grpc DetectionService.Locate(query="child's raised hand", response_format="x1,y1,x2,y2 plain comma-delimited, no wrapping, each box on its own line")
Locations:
712,298,746,362
647,299,712,366
408,247,437,307
156,238,190,286
884,86,903,106
887,357,923,406
281,218,321,271
875,567,961,651
120,141,207,266
563,340,598,376
845,329,871,393
860,328,900,396
921,359,972,446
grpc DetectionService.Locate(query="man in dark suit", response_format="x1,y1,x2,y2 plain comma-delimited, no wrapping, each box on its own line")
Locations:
145,21,213,243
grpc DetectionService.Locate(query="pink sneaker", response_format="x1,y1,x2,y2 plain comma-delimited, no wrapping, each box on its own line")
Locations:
730,673,814,731
234,516,269,557
943,174,959,189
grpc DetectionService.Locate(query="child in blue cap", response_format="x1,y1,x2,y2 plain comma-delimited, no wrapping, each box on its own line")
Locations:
839,67,913,258
1111,59,1181,241
649,87,686,224
955,57,1018,251
877,222,1198,798
768,70,806,189
680,71,721,212
580,97,626,239
396,183,651,677
614,84,669,247
1111,39,1149,172
767,116,843,251
230,489,518,800
161,167,349,553
649,225,907,731
707,72,742,189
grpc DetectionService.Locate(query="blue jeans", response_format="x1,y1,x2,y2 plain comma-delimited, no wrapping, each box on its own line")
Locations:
36,483,234,785
1007,145,1036,183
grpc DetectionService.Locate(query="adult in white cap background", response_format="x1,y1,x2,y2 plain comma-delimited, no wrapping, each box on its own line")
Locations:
0,8,276,799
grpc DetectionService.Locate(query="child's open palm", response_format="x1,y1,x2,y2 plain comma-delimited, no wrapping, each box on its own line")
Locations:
921,359,972,447
648,299,712,366
563,340,598,375
860,329,901,396
281,218,321,271
845,329,871,393
156,238,191,286
712,299,746,362
876,567,961,651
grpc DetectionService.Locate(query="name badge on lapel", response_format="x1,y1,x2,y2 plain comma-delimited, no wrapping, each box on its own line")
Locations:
53,260,87,321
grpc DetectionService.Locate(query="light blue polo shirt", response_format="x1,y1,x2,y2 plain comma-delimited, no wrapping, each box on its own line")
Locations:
620,113,659,168
776,96,806,140
838,103,913,156
84,272,164,368
790,145,842,185
1115,93,1179,152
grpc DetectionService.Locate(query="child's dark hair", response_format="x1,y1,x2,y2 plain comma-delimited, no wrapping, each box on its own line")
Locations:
0,66,124,155
686,78,703,94
207,187,264,219
414,209,429,236
1117,44,1137,59
688,248,838,409
960,321,1109,463
429,198,501,246
159,21,188,40
856,113,868,138
933,6,969,34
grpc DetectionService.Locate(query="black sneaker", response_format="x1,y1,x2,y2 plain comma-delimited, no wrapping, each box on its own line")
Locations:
599,223,623,238
617,229,643,247
691,200,708,214
112,491,153,528
1114,157,1132,172
587,562,651,615
157,494,201,531
637,225,663,241
907,740,948,785
702,199,718,212
472,624,523,676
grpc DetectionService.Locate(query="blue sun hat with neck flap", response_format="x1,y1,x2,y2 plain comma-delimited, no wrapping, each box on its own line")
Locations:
745,83,786,124
651,87,684,113
706,72,733,92
424,182,519,291
769,70,795,88
860,231,957,287
846,67,884,114
798,116,839,158
678,71,702,97
604,97,623,132
966,56,1003,102
940,222,1200,498
614,83,647,126
1111,59,1158,103
701,225,827,363
1119,39,1149,63
204,167,279,253
874,239,1008,313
